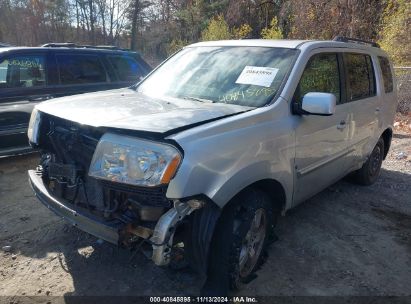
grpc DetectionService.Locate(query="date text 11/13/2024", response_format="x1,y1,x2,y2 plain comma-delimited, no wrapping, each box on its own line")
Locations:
149,297,258,303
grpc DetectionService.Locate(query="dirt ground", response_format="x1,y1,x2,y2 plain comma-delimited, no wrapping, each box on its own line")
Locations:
1,129,410,300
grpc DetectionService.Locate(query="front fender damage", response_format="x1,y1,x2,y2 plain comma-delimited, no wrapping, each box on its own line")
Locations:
151,199,205,266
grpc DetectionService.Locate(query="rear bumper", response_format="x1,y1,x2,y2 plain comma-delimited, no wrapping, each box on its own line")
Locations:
28,170,122,245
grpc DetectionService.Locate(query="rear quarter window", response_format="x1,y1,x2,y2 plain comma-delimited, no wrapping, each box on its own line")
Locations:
378,56,394,93
344,53,376,101
56,54,107,85
108,55,145,82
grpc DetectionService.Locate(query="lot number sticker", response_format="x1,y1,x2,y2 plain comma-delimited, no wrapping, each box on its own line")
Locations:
235,66,279,88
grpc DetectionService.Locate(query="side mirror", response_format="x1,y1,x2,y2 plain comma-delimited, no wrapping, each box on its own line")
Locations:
301,92,336,116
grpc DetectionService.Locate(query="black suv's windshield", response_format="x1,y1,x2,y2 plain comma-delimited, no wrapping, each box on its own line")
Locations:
137,46,297,107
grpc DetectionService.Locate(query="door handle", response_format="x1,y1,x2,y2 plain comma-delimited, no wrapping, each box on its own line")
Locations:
375,107,380,113
337,120,346,130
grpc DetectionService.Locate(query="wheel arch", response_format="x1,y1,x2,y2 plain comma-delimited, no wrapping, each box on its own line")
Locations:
183,178,287,281
381,128,393,159
224,178,287,216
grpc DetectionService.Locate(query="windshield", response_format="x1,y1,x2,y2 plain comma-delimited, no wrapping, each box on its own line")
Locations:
136,46,298,107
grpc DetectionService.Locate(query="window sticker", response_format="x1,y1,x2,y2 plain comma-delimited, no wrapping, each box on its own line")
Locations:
8,58,43,69
235,66,279,88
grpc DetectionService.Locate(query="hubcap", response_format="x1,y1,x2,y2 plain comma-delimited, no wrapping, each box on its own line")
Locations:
239,208,267,278
369,145,382,176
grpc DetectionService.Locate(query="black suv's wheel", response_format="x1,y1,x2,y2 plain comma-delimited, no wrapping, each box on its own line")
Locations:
352,137,384,186
201,189,278,295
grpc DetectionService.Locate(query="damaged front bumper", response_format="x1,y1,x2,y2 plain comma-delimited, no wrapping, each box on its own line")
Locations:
29,169,122,244
28,169,202,266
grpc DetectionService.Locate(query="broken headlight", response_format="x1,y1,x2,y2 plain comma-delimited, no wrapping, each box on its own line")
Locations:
89,133,182,187
27,108,41,145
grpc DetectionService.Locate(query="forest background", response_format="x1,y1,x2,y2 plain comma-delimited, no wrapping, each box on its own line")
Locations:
1,0,410,114
0,0,409,65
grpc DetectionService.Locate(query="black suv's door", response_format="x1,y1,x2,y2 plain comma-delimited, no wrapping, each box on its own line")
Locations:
47,52,116,97
0,50,52,155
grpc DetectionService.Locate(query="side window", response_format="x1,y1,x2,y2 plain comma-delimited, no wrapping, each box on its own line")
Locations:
378,56,393,93
56,54,107,85
108,55,144,82
294,53,340,104
0,55,46,89
344,53,376,101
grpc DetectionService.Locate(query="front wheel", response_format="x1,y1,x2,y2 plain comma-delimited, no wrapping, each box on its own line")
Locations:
202,189,278,295
352,137,384,186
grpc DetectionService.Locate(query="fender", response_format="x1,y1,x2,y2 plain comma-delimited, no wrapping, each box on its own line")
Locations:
210,161,292,210
166,101,295,210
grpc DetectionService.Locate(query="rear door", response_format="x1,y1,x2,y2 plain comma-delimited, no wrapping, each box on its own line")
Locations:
0,51,49,154
343,52,380,166
49,52,116,97
293,52,354,205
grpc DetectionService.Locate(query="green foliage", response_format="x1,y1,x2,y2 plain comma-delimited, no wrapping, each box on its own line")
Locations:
232,24,253,39
201,14,231,41
175,2,204,42
166,39,188,56
261,17,283,39
202,15,253,41
378,0,411,65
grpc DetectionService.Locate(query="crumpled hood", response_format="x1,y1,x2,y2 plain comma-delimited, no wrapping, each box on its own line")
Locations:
36,88,253,133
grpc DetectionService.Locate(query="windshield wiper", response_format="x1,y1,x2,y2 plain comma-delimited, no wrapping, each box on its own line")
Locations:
181,96,215,103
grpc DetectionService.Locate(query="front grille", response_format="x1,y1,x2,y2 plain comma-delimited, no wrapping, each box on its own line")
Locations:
101,181,171,208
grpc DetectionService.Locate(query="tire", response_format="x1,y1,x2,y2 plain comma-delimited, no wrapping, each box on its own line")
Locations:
184,201,221,275
201,189,278,295
352,137,384,186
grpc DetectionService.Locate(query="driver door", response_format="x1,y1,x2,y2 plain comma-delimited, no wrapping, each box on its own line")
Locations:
293,52,354,205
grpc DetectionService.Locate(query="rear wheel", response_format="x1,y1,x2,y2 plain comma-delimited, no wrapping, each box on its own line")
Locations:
201,189,278,295
352,137,384,185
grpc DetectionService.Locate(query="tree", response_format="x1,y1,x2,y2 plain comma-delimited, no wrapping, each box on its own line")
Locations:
166,38,188,56
88,0,95,43
129,0,151,50
261,17,283,39
0,0,408,67
379,0,411,65
232,23,252,39
201,14,231,41
287,0,385,40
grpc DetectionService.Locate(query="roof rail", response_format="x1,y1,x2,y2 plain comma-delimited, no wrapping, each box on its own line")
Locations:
41,42,131,51
41,42,77,48
0,42,14,47
333,36,380,48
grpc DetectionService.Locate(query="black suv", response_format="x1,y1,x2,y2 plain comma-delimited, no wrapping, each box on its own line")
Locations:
0,43,152,156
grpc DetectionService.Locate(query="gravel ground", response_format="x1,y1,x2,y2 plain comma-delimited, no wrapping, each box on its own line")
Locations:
0,130,410,300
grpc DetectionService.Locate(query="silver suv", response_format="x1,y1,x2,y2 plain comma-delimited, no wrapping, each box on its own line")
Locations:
28,37,396,293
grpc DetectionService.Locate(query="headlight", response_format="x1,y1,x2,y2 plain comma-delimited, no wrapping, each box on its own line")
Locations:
89,133,182,187
27,108,41,145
